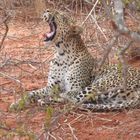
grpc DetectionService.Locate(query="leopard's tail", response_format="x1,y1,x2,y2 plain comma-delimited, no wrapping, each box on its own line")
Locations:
81,88,140,111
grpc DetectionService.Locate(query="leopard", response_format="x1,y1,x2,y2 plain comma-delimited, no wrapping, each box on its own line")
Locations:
10,9,140,111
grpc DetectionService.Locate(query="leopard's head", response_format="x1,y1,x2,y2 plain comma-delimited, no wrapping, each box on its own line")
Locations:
42,9,83,43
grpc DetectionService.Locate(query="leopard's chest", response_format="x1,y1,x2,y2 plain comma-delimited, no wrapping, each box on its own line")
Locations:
49,53,75,78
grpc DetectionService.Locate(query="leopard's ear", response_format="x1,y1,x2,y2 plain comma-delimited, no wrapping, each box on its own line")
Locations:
69,25,83,35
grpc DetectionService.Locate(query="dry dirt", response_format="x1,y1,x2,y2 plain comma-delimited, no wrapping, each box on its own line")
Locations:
0,19,140,140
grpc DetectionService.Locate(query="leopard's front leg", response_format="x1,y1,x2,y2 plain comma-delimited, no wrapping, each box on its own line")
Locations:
9,56,66,111
9,83,62,111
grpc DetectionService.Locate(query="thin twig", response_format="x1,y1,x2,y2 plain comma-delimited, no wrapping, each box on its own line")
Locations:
90,14,108,41
81,0,99,25
0,72,21,84
101,0,112,18
98,33,120,70
47,131,57,140
67,123,78,140
0,125,11,131
0,18,9,50
0,14,9,25
69,114,84,125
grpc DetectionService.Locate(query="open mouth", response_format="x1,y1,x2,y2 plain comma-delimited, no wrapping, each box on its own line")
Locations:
44,19,57,42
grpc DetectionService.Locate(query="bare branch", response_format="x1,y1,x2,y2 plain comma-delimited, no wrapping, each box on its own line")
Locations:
98,33,120,70
118,41,133,90
114,0,140,42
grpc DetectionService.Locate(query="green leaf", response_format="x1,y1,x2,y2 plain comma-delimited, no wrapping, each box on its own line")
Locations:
44,106,54,128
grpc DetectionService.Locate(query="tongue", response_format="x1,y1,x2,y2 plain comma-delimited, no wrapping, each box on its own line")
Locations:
43,21,56,41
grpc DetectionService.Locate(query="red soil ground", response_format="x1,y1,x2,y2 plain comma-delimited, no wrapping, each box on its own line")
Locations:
0,20,140,140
